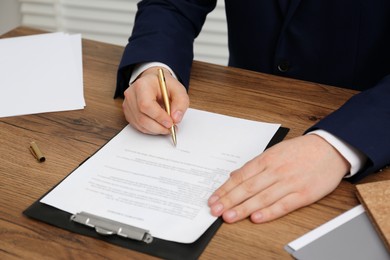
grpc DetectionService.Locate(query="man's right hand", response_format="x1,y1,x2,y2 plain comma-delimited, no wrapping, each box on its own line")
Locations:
122,66,190,135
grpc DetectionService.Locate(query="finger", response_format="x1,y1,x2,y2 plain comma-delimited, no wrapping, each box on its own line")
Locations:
125,80,173,134
219,180,295,223
137,67,188,126
208,155,267,205
122,94,168,135
250,192,310,223
209,169,277,219
134,83,174,129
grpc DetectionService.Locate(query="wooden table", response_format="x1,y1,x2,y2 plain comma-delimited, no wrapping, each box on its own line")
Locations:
1,27,389,259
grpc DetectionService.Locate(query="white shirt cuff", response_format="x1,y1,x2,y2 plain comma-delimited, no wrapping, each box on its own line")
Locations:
307,130,367,177
129,62,177,84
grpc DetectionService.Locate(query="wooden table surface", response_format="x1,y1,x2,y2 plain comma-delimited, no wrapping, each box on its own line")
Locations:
1,27,389,259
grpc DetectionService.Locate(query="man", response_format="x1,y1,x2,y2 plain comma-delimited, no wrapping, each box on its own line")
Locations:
115,1,390,224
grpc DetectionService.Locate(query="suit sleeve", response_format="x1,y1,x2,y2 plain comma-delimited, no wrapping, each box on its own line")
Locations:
307,75,390,182
115,0,217,98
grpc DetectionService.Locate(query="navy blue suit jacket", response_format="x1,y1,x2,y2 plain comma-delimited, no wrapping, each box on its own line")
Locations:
116,0,390,182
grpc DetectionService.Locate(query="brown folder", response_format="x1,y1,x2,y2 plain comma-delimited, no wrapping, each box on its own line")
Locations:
356,180,390,251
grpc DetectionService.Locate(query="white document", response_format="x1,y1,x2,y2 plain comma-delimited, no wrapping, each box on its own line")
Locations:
41,108,280,243
0,32,85,118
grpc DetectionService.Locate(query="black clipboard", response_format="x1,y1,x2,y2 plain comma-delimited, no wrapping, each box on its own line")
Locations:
23,126,289,260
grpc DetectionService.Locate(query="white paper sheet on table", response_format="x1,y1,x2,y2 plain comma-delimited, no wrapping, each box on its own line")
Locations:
0,32,84,118
41,108,281,243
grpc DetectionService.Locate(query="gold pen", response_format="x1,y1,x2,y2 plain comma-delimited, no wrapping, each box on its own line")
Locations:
157,68,177,146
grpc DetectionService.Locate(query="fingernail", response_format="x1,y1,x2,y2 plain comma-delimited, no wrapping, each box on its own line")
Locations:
208,195,219,205
224,210,237,221
173,110,183,123
162,120,172,128
251,212,263,222
211,203,224,215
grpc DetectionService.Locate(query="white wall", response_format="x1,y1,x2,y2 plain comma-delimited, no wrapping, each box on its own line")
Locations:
0,0,22,34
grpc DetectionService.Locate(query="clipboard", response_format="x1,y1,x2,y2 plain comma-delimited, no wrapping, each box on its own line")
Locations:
23,126,289,260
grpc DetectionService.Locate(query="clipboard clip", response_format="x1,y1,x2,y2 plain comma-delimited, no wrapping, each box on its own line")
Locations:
71,212,153,244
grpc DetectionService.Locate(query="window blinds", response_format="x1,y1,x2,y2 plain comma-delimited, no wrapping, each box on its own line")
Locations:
19,0,228,65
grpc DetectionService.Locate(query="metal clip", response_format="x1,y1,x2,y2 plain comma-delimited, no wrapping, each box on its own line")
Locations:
71,212,153,244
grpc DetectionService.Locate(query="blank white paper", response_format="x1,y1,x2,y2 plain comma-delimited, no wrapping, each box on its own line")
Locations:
0,32,84,118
